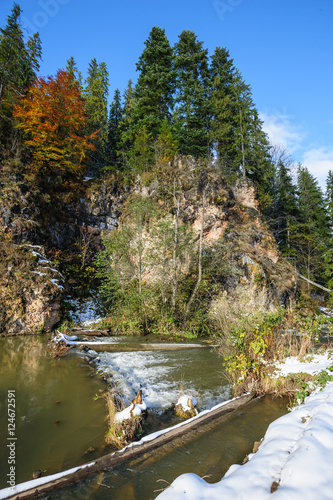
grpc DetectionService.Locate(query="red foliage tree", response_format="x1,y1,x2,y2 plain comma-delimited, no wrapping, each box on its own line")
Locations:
13,69,97,176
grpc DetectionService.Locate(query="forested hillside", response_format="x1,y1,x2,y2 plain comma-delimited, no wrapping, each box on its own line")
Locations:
0,4,332,335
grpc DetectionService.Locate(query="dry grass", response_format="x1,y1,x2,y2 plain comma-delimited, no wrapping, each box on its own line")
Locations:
210,282,272,352
174,403,197,420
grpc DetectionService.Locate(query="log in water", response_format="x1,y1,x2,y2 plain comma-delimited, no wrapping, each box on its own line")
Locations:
3,394,254,500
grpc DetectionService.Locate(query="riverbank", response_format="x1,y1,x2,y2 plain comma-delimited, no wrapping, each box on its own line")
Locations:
156,352,333,500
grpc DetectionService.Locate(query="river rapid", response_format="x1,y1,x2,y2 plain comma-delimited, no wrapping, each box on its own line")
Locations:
0,335,288,499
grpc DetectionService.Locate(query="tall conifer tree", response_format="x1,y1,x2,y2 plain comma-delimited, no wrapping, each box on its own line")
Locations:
107,88,123,169
210,47,237,171
83,58,109,171
134,27,174,139
173,30,211,158
292,165,329,284
324,170,333,288
0,3,41,152
66,56,83,89
273,161,299,253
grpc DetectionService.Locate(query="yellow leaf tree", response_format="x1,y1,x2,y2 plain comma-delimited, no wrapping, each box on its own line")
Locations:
13,69,97,176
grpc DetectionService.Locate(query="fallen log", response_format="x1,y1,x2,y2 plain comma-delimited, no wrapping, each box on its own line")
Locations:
70,328,109,336
1,393,255,500
298,273,331,293
85,342,217,352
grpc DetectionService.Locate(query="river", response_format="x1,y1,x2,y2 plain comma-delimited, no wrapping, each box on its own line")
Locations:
0,336,289,499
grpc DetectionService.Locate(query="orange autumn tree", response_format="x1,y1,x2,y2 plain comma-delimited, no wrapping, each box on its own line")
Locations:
13,69,97,176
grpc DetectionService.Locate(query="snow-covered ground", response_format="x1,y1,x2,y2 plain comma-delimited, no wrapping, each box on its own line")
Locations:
67,296,102,325
274,351,333,377
156,353,333,500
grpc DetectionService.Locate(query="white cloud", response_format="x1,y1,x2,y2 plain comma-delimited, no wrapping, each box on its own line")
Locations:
259,111,305,152
302,146,333,188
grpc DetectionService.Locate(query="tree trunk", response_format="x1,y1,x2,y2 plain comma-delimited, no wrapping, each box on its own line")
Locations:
171,181,180,312
185,190,205,320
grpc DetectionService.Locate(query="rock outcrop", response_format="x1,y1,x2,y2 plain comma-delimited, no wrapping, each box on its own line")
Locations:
0,243,63,335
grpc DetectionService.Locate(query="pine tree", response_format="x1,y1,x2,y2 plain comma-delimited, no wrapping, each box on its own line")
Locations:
128,125,153,174
134,26,174,139
325,170,333,225
292,164,329,285
324,170,333,288
210,46,237,171
173,30,211,158
210,47,270,190
232,70,267,179
154,119,178,164
83,58,109,171
297,165,328,238
119,79,136,167
273,161,299,253
66,56,83,89
106,88,123,169
0,3,42,153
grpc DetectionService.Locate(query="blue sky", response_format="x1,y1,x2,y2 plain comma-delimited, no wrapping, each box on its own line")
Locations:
1,0,332,188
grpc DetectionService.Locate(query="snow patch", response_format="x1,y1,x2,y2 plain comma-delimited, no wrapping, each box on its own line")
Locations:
274,352,333,377
176,395,198,412
114,400,147,423
50,278,64,290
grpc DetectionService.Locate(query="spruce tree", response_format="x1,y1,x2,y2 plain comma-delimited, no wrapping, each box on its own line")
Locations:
210,47,237,172
297,165,328,238
0,3,42,153
66,56,83,89
106,88,123,169
293,165,329,284
119,79,137,167
325,170,333,225
173,30,211,158
83,58,109,171
210,48,270,191
134,26,174,139
324,170,333,288
273,161,299,254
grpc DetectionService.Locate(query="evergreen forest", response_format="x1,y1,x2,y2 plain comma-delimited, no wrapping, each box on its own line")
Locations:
1,3,333,338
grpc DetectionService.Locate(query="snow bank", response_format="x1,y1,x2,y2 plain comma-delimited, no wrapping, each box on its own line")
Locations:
156,357,333,500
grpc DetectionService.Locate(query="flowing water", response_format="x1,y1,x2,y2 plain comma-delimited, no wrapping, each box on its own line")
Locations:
94,342,232,410
0,336,289,499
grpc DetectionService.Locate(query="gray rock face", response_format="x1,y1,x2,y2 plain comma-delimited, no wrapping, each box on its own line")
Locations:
0,245,63,335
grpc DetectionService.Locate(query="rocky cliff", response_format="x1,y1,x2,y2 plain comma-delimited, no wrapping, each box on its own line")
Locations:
0,157,298,335
0,241,63,335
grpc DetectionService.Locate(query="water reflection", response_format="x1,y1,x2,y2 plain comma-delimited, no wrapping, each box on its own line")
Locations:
0,337,107,488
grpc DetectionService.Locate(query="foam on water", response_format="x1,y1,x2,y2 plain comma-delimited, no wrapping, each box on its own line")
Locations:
97,349,231,411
